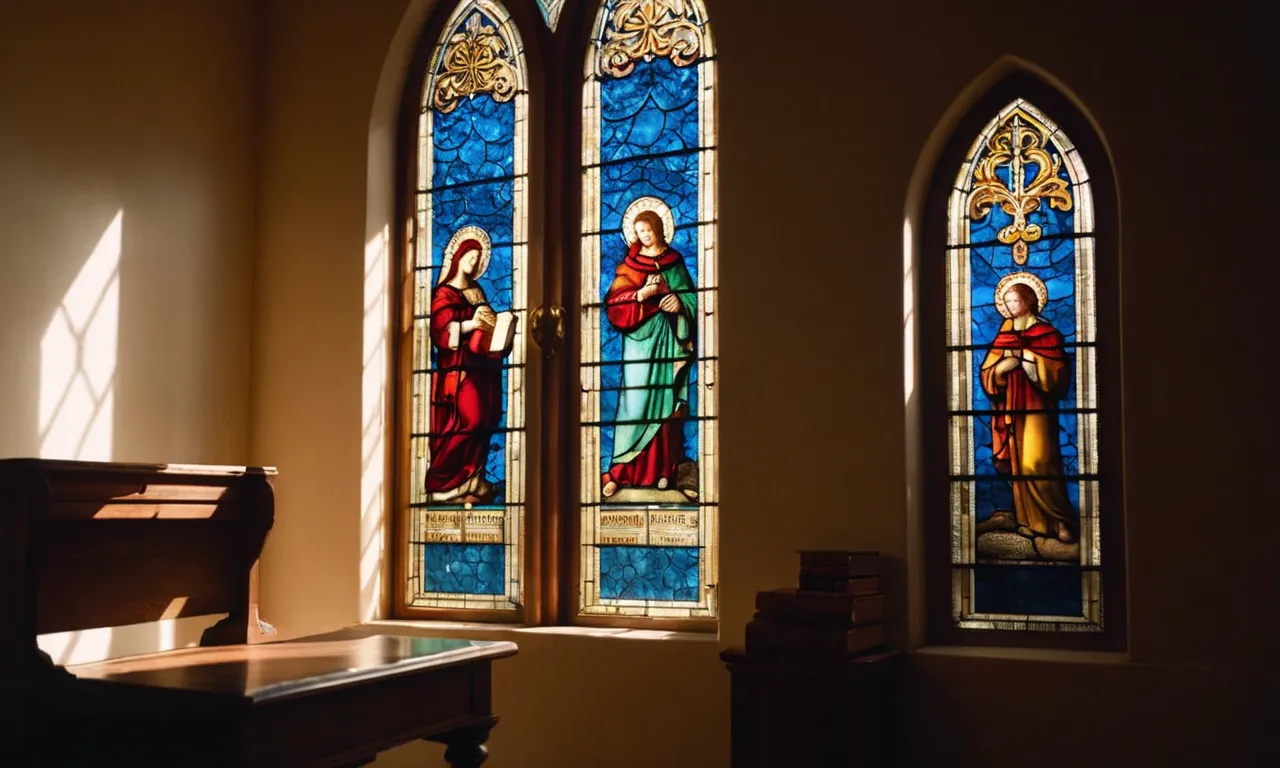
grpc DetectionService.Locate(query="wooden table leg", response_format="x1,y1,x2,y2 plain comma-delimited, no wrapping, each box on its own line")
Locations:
427,718,498,768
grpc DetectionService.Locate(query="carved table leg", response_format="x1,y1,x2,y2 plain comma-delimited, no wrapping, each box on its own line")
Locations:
427,719,496,768
443,740,488,768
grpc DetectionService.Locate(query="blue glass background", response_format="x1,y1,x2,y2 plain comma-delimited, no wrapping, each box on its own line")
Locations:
973,565,1084,617
596,57,703,476
600,546,700,601
968,236,1079,347
423,35,519,593
422,543,505,595
600,58,701,164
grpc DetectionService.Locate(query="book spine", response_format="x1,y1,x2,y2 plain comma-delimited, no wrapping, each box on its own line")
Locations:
799,561,881,579
754,590,795,618
745,620,884,655
797,574,880,594
754,592,885,624
797,550,881,571
798,592,884,624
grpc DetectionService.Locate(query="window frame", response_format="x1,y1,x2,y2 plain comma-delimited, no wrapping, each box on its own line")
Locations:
390,0,718,633
920,71,1127,651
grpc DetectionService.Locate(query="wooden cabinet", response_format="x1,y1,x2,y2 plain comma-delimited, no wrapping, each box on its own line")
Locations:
720,647,903,767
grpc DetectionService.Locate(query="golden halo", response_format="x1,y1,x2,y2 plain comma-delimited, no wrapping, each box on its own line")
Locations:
620,196,676,246
439,225,492,284
994,271,1050,319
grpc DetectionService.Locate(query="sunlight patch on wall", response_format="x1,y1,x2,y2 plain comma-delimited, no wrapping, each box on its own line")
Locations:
39,210,122,460
360,225,390,621
34,211,124,663
37,626,116,666
903,217,915,406
37,617,211,667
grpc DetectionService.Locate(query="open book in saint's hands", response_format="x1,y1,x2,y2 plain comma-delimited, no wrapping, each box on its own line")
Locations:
448,310,517,358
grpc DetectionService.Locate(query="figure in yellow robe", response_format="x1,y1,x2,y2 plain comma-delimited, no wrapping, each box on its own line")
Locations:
980,282,1076,543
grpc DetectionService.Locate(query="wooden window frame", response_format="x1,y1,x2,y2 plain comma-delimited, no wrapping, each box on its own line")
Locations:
920,71,1127,651
389,0,717,633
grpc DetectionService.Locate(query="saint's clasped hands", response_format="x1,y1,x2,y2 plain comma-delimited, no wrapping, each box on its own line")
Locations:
636,273,681,313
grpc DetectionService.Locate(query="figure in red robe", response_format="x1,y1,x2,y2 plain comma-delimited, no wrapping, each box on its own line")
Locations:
425,237,509,504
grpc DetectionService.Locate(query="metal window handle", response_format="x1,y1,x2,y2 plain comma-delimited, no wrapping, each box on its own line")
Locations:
530,305,565,358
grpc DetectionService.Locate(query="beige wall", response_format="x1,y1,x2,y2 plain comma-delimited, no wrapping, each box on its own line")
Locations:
3,0,1272,765
0,0,257,465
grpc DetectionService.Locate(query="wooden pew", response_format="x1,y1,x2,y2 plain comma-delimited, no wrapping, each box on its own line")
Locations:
0,459,517,767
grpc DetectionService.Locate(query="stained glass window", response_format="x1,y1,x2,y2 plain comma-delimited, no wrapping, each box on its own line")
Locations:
406,0,528,611
579,0,717,619
945,99,1102,632
536,0,565,31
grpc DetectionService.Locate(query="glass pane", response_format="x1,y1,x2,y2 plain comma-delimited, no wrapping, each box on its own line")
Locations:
600,545,701,601
974,563,1087,617
946,100,1101,631
536,0,565,31
407,0,528,611
579,0,717,619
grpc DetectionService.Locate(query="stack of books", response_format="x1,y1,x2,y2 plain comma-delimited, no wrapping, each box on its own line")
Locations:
745,550,885,655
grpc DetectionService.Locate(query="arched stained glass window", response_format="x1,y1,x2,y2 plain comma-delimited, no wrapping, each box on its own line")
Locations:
579,0,717,619
536,0,564,30
940,94,1119,637
405,0,528,612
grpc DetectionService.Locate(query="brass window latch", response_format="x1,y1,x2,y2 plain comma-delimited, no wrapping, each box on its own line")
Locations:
529,304,565,359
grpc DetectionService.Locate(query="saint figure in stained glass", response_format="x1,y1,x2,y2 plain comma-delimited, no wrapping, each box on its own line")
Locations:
978,273,1076,547
425,227,516,504
579,0,716,616
406,0,527,607
600,197,698,503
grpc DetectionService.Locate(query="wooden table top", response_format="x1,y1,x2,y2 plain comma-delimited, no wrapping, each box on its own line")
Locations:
66,634,517,702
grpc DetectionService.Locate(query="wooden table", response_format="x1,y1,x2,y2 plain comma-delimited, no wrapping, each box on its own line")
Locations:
11,631,516,767
720,646,903,768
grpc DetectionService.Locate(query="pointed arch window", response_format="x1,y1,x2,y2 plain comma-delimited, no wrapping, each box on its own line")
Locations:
921,74,1125,649
395,0,718,628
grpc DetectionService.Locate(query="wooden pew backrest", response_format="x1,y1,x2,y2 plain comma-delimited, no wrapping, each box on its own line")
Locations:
0,459,275,677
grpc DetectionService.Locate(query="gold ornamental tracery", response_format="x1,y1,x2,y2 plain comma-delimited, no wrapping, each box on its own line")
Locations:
598,0,704,78
432,11,518,114
967,110,1074,265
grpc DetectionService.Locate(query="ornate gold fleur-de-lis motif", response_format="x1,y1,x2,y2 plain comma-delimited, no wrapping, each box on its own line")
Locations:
598,0,703,78
433,12,517,114
967,111,1074,265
